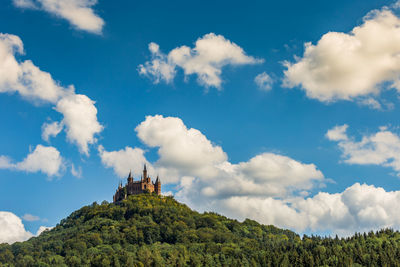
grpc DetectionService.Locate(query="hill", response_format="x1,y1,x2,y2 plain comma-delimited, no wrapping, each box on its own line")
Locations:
1,194,400,266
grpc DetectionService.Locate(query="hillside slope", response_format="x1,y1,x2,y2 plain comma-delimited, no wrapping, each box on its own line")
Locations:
1,194,400,266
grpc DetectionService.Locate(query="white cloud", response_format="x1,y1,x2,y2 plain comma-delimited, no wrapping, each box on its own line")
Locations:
101,115,324,199
0,33,69,104
56,94,103,155
41,121,63,142
16,145,64,176
135,115,325,199
283,7,400,105
359,98,382,110
133,115,400,234
0,144,64,177
13,0,104,34
254,72,274,91
70,163,82,178
98,145,153,178
327,125,400,174
393,0,400,9
36,226,53,236
102,115,400,234
138,43,176,84
22,214,40,222
13,0,39,9
0,33,103,154
0,156,13,168
219,183,400,235
325,124,348,141
0,211,52,244
0,211,33,244
136,115,228,182
138,33,263,89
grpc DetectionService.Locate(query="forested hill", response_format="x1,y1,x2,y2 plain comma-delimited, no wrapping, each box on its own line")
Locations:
1,195,400,266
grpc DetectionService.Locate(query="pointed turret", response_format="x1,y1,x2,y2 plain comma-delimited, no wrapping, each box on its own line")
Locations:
127,170,133,183
155,175,161,195
143,164,148,179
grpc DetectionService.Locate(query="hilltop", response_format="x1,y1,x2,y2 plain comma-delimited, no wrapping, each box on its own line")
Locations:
1,194,400,266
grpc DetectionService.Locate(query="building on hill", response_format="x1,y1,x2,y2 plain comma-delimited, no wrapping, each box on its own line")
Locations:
113,164,161,202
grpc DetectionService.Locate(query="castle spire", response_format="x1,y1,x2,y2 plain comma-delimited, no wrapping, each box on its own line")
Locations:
127,170,133,183
143,164,147,179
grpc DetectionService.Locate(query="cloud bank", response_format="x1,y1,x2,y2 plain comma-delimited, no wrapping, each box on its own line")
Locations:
139,33,263,89
99,115,400,235
218,183,400,235
13,0,104,34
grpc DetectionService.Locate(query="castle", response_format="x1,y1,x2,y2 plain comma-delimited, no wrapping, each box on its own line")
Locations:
113,164,161,202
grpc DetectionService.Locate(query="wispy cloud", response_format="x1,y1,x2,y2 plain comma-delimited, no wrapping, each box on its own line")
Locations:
13,0,104,34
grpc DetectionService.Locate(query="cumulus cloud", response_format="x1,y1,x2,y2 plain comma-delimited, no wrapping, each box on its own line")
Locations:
41,121,63,142
0,212,33,244
136,115,228,181
0,144,64,177
55,94,103,155
16,145,64,176
254,72,274,91
0,33,69,103
138,43,176,84
98,145,153,178
325,124,349,141
100,115,400,234
0,212,52,244
135,116,400,234
138,33,263,89
219,183,400,235
134,115,325,205
101,115,324,197
327,125,400,175
0,33,103,154
283,7,400,105
13,0,104,34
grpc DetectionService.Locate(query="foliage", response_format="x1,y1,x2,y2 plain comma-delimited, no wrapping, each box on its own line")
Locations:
1,194,400,266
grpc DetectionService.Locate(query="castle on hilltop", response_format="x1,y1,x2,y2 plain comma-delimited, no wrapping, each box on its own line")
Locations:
113,164,161,202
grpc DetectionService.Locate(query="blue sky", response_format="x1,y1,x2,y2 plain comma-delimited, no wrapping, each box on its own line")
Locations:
1,0,400,242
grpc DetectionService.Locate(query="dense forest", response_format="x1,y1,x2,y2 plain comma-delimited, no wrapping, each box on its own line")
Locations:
1,194,400,266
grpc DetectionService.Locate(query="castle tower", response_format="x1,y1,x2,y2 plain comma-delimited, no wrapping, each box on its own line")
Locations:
154,175,161,195
127,170,133,184
143,164,147,179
